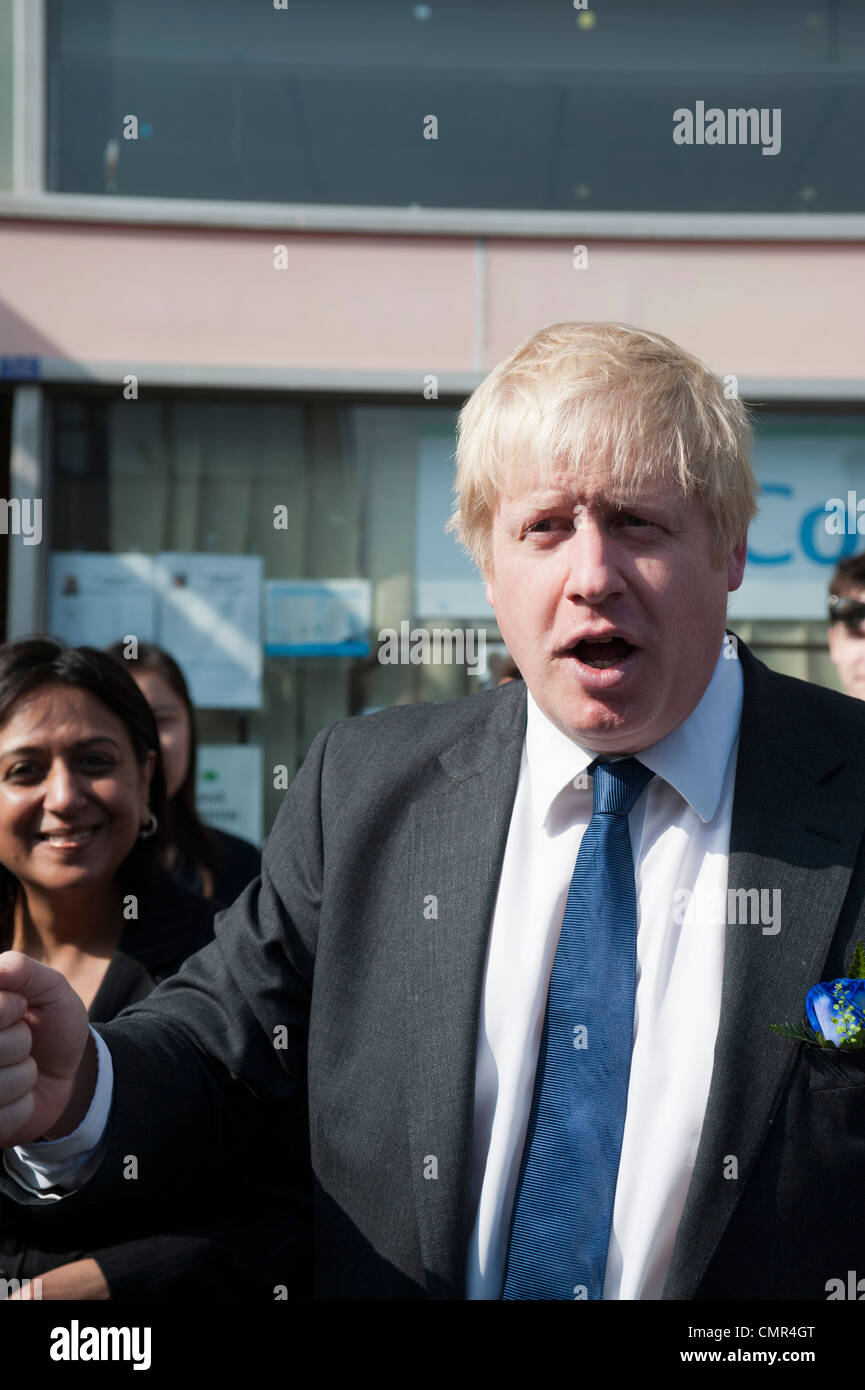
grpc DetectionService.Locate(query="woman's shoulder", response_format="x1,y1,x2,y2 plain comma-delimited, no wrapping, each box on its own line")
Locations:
209,828,261,907
212,828,261,872
89,949,156,1023
117,869,218,983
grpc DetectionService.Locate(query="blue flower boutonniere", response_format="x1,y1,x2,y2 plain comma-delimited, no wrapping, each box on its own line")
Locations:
769,940,865,1051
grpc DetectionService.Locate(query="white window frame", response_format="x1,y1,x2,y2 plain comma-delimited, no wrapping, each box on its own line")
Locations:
6,0,865,242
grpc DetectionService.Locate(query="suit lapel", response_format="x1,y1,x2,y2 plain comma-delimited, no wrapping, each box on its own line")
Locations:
403,681,526,1299
663,639,863,1298
401,643,863,1300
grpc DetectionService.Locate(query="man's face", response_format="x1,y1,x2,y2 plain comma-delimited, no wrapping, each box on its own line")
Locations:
484,460,747,752
828,589,865,699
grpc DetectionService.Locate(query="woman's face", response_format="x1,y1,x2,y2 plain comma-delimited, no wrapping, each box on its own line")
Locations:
130,670,191,799
0,683,155,898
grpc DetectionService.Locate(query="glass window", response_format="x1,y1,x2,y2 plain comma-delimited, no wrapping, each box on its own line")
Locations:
0,0,13,190
45,0,865,214
46,392,865,836
730,407,865,689
48,390,494,834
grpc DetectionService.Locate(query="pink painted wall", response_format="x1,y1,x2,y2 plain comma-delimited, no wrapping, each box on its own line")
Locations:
0,223,475,371
0,219,862,379
485,240,865,378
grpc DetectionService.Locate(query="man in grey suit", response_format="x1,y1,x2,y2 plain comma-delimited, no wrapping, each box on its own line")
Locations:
1,322,864,1300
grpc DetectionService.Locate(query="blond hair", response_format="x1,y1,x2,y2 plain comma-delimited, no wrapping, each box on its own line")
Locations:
447,321,758,575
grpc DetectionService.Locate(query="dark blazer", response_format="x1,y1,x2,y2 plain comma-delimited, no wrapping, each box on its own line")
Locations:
3,635,865,1300
0,872,308,1298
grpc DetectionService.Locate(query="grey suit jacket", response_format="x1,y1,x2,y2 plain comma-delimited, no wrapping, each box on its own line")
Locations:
3,634,865,1299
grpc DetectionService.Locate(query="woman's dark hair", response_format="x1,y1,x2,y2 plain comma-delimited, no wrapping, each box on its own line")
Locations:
104,641,223,886
0,638,169,951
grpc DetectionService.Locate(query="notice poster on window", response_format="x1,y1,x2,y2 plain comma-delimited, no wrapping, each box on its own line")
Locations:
196,744,263,848
49,552,263,709
48,553,157,650
154,554,263,708
265,578,372,656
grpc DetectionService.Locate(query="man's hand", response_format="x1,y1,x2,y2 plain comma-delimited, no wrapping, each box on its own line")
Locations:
0,951,92,1147
8,1258,110,1300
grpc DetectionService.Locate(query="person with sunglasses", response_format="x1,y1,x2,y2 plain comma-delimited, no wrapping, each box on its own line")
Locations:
828,554,865,699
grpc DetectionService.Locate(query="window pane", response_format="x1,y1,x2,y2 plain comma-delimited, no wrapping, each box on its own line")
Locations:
49,390,469,832
45,0,865,213
0,0,13,190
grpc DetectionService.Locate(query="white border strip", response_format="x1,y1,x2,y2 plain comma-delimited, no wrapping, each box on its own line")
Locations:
2,191,865,242
11,0,44,193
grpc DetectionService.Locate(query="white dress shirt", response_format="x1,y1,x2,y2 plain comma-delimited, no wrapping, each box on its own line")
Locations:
4,1029,113,1195
466,638,743,1298
7,641,743,1304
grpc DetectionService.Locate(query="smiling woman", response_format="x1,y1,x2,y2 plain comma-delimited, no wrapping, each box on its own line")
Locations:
0,639,282,1300
0,641,169,971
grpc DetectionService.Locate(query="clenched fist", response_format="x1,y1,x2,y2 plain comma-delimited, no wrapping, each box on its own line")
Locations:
0,951,95,1148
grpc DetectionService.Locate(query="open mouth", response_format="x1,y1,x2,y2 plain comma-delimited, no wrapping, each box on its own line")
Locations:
37,826,100,847
571,636,636,669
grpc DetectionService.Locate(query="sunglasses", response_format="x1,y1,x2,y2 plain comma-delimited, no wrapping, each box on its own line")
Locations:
828,595,865,630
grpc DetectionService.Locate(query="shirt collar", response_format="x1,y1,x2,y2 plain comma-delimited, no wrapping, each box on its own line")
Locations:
525,635,743,828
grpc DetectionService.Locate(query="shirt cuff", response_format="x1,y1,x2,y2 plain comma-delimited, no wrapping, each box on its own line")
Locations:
2,1027,114,1199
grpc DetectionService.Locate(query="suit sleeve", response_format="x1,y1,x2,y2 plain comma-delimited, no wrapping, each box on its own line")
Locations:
92,1234,244,1299
89,1164,313,1300
0,721,330,1219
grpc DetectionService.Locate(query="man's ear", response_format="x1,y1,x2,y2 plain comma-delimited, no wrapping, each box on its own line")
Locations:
726,535,748,592
482,553,496,611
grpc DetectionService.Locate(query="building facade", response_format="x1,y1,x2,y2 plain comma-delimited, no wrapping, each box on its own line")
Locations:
1,0,863,838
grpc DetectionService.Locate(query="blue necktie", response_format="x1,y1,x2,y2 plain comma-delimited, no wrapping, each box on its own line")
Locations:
502,756,655,1301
